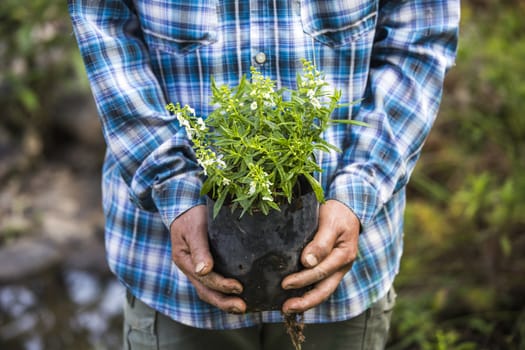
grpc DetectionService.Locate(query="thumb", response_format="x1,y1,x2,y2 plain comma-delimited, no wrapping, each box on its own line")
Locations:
189,233,214,276
301,205,338,268
171,205,214,276
301,200,355,268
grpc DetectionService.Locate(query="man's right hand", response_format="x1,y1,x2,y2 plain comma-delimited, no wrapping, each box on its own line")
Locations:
170,205,247,314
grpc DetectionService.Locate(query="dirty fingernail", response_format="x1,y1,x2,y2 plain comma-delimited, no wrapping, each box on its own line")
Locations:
283,283,294,290
229,306,243,314
195,262,206,274
305,254,318,267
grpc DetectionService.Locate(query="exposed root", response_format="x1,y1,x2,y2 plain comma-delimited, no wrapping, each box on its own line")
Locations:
284,312,305,350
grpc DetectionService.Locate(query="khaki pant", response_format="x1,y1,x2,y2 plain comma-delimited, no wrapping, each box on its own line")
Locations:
123,288,396,350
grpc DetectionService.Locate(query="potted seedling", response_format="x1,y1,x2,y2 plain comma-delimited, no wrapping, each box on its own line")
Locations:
167,59,363,349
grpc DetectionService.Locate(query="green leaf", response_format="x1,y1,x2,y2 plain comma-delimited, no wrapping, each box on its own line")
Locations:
234,75,247,99
303,173,325,202
314,141,341,153
331,119,370,127
267,200,280,211
200,178,214,197
213,190,228,219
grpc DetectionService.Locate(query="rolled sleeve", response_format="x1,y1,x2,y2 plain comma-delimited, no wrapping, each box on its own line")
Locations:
69,0,203,228
328,0,460,228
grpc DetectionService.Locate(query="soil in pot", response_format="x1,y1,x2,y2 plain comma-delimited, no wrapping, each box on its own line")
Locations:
207,188,319,312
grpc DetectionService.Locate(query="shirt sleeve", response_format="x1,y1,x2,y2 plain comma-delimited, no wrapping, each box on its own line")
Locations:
326,0,460,228
68,0,205,228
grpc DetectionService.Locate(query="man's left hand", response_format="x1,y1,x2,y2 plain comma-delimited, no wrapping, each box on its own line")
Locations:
281,199,360,314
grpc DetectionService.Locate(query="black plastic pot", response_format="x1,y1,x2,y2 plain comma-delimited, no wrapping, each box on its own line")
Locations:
207,190,319,312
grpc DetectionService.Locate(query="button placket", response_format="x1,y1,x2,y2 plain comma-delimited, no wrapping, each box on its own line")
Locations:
249,0,270,67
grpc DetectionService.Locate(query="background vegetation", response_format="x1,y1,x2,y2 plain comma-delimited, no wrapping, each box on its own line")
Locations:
389,1,525,349
0,0,523,349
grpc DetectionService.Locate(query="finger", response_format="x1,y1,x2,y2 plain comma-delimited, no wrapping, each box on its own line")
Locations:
301,224,337,268
177,250,243,295
188,275,247,314
196,271,244,295
172,246,242,295
282,245,355,290
282,269,347,314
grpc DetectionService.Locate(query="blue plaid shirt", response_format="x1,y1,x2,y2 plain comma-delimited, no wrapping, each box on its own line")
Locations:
69,0,459,329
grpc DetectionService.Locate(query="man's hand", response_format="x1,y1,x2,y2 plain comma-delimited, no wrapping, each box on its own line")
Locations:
170,205,246,314
281,199,360,314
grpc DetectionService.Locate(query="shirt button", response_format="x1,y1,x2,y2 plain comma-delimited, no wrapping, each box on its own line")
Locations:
255,52,267,64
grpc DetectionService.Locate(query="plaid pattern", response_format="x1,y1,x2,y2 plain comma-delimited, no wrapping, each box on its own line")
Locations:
69,0,459,329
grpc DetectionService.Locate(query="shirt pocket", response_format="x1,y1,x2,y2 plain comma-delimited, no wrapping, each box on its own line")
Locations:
299,0,378,48
136,0,220,55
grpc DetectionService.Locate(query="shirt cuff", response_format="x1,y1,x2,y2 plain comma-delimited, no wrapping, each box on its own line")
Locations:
326,171,380,230
151,170,207,230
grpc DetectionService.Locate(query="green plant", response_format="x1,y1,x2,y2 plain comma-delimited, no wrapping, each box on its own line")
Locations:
167,59,362,217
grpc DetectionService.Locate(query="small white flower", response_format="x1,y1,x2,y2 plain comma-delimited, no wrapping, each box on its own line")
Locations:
176,114,190,129
197,159,208,176
262,196,273,202
196,117,206,131
248,181,257,196
250,101,258,110
311,97,321,109
222,177,231,186
187,106,195,115
307,90,315,99
198,158,213,171
263,180,272,191
217,159,226,168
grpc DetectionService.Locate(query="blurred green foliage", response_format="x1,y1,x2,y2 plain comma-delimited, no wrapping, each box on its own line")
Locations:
0,0,524,349
388,1,525,349
0,0,87,141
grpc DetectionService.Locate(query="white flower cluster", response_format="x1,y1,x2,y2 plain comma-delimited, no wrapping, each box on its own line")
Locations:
306,89,321,109
249,70,277,109
246,163,273,202
175,107,206,141
196,156,223,176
